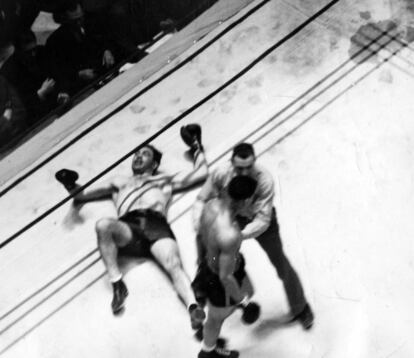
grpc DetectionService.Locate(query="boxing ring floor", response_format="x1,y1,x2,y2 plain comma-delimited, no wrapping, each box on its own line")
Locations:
1,0,414,357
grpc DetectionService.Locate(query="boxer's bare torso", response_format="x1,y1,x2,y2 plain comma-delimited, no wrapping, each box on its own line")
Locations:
198,198,242,274
111,173,174,217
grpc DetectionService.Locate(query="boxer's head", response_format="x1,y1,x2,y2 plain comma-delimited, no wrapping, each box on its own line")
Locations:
231,143,256,177
227,175,257,201
132,145,162,175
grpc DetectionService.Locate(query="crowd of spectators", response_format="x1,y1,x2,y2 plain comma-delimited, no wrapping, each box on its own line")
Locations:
0,0,216,152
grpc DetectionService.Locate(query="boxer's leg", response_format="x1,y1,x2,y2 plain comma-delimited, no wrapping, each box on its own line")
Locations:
96,218,133,314
151,237,205,329
199,303,238,358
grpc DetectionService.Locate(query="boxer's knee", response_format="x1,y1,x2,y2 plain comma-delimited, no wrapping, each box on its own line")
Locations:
96,218,115,235
95,218,123,246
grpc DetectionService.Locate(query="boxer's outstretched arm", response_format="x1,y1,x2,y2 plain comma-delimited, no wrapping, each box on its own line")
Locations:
171,149,208,192
70,177,122,204
56,169,119,204
71,183,116,204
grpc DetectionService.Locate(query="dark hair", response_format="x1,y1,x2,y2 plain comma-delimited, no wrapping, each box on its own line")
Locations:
232,142,255,159
146,144,162,166
227,175,257,200
58,0,81,12
53,0,83,23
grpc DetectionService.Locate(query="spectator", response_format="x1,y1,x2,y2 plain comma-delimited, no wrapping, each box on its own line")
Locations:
46,0,115,95
0,0,22,44
19,0,42,32
1,31,65,125
106,0,175,59
1,42,27,148
80,0,111,37
0,0,45,43
0,74,28,148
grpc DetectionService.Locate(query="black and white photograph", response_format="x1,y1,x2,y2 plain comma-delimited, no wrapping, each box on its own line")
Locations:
1,0,414,357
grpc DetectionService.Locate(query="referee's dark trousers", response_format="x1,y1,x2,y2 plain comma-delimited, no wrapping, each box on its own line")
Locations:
236,207,307,316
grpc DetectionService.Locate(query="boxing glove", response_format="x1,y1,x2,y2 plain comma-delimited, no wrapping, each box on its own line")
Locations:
55,169,79,191
180,123,203,156
237,297,260,324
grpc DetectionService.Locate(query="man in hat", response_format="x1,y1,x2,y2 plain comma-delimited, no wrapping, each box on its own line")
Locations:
46,0,115,95
193,142,314,329
56,125,207,331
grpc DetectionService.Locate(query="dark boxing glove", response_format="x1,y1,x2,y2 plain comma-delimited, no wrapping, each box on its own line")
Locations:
180,123,203,157
237,297,260,324
55,169,79,191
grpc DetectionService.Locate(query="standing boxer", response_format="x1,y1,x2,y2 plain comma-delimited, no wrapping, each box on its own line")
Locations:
193,142,314,329
193,175,261,358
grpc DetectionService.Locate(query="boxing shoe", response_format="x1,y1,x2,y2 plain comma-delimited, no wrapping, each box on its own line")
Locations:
290,303,314,330
55,169,79,191
237,298,260,324
111,279,128,315
198,347,239,358
189,303,206,330
180,123,203,158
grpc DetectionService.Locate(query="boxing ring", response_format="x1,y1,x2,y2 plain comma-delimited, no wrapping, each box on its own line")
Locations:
1,0,414,357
